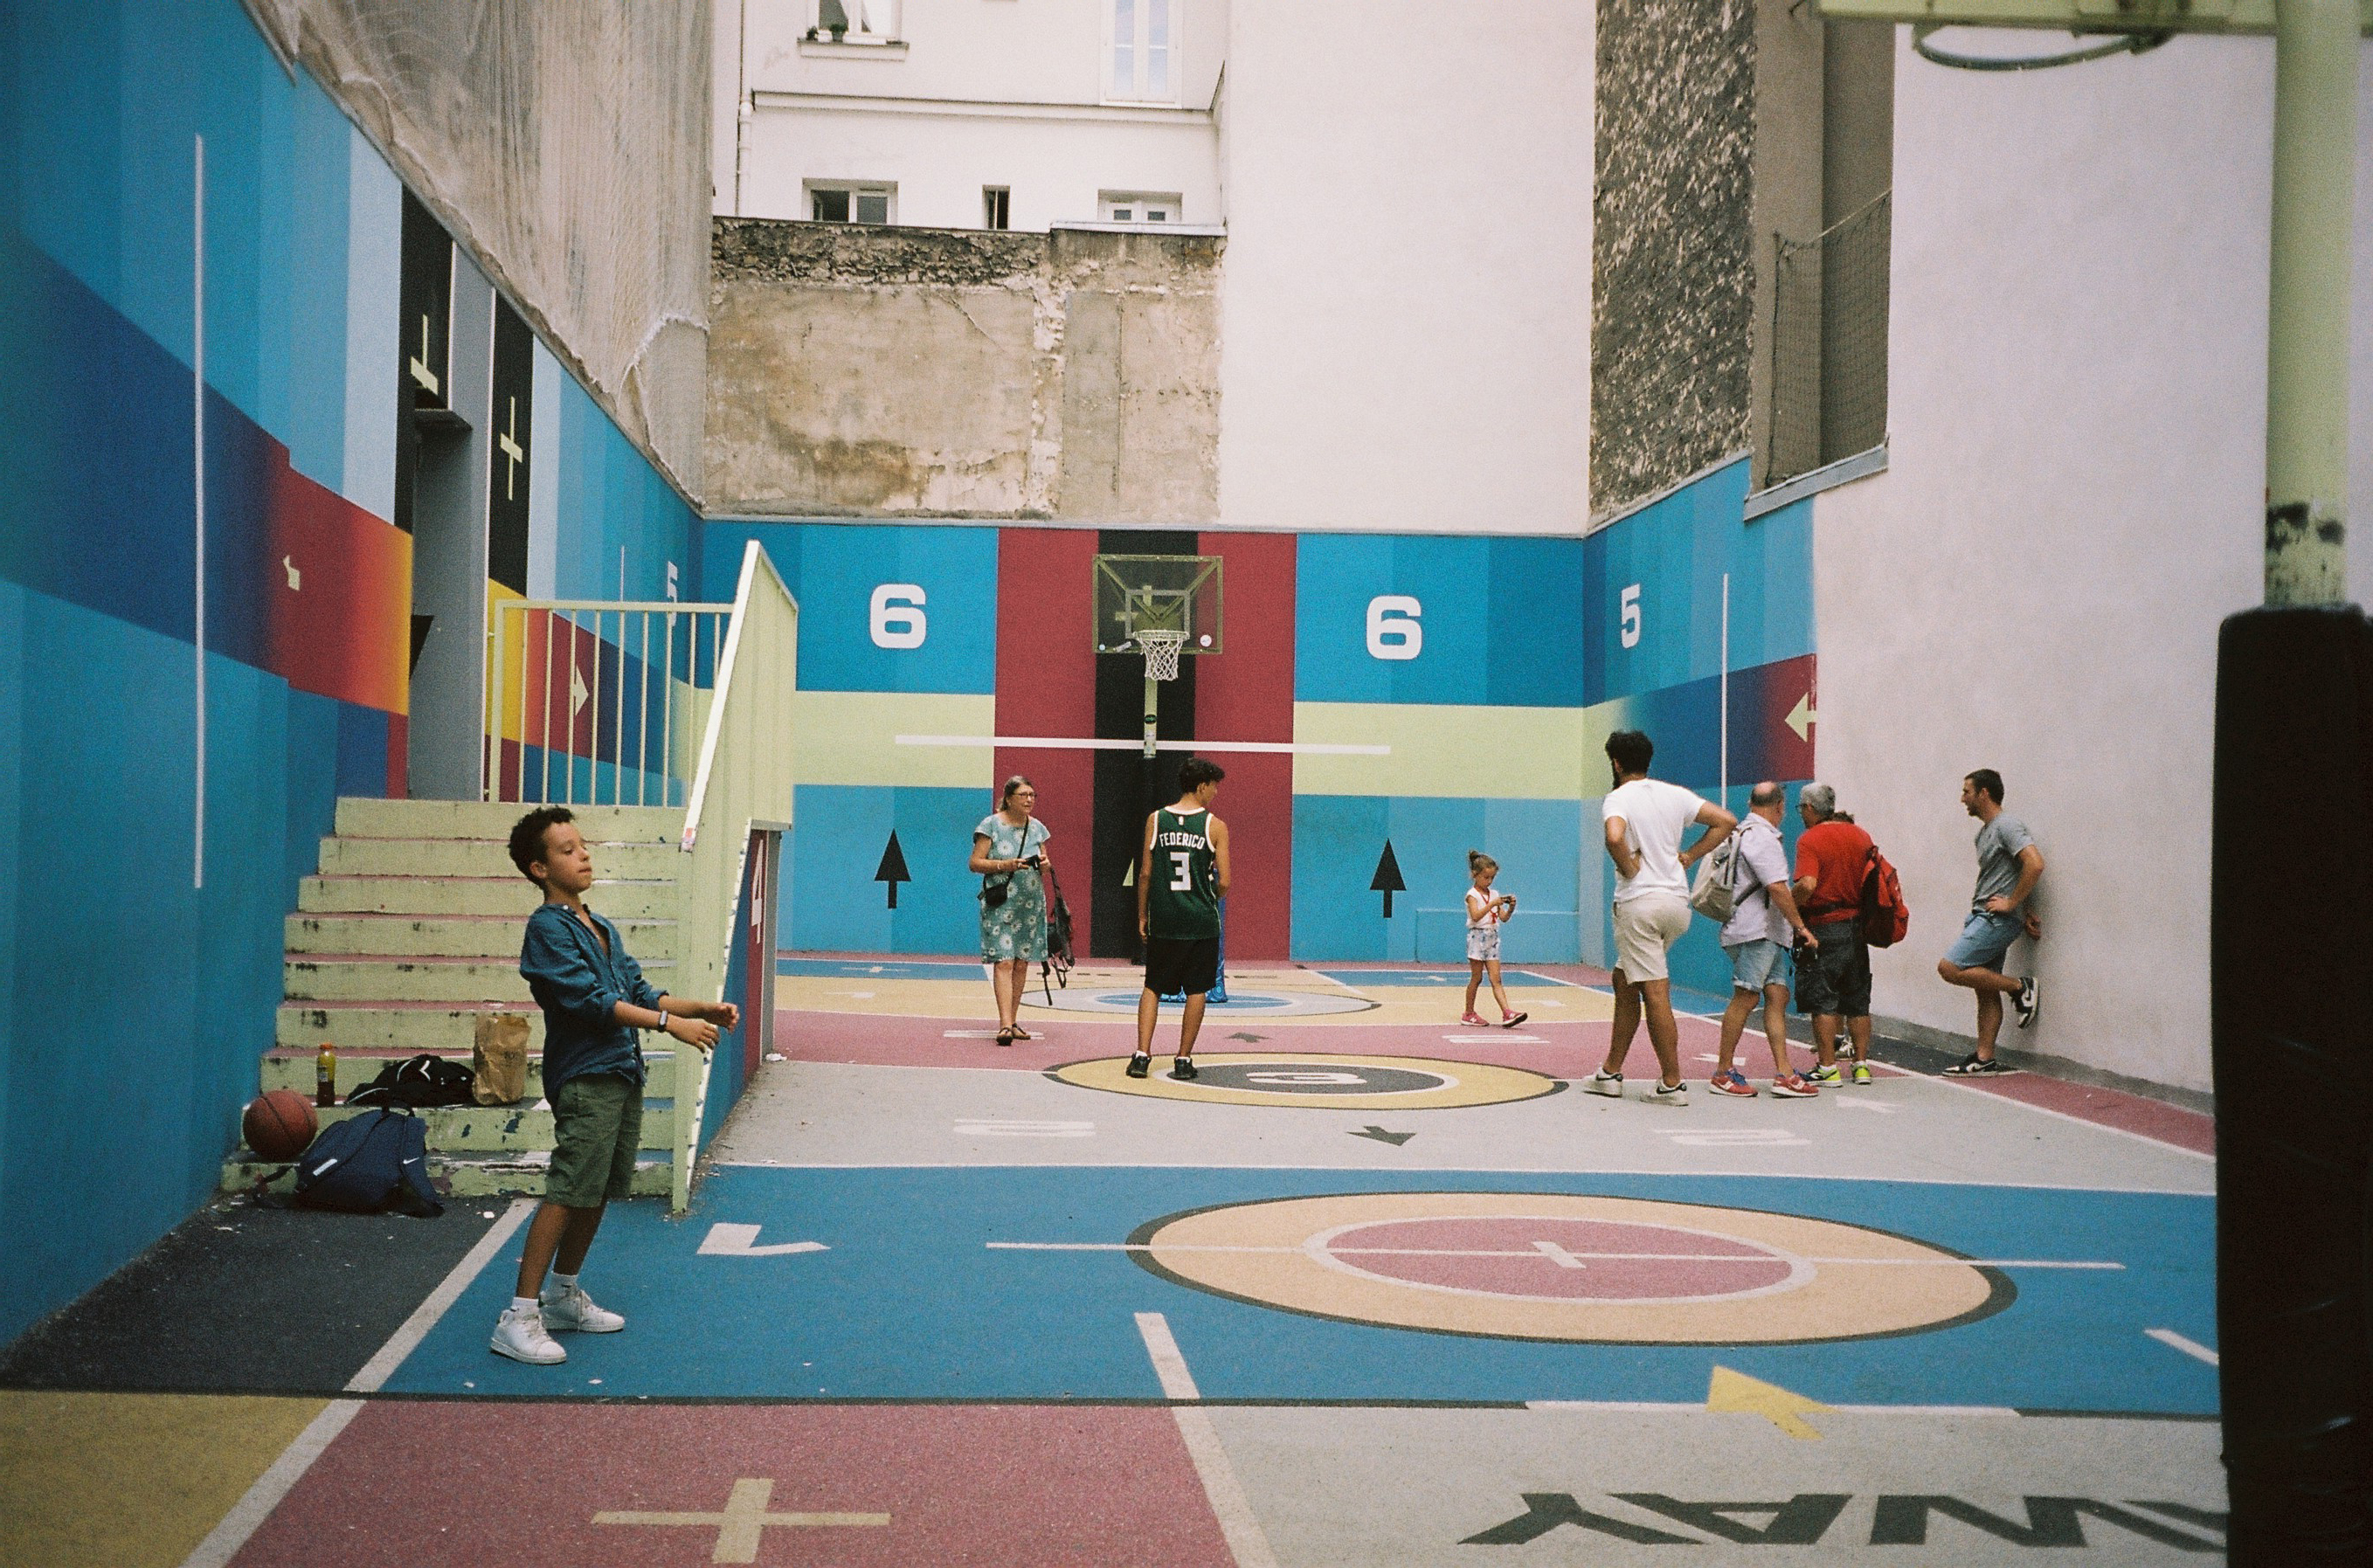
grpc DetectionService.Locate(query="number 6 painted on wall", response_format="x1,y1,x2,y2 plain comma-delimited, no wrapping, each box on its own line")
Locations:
870,583,928,649
1620,584,1643,649
1366,595,1422,661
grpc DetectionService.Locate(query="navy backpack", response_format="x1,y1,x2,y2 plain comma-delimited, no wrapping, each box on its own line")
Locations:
293,1107,443,1216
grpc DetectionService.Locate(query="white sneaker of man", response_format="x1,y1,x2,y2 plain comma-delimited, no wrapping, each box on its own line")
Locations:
541,1282,626,1334
490,1303,567,1364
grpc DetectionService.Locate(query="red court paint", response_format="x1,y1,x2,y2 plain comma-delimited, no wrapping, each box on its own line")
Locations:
997,528,1102,950
1196,531,1295,958
1325,1216,1793,1301
231,1401,1232,1568
1949,1072,2215,1156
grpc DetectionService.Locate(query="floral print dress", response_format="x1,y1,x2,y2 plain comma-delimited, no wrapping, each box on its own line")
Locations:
975,813,1051,963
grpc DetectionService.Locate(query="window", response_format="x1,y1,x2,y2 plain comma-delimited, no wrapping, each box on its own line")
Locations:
1108,0,1175,102
984,187,1011,231
810,0,901,44
1099,191,1180,224
809,183,895,224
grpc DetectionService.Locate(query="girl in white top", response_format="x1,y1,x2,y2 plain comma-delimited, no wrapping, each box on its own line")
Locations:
1461,850,1529,1028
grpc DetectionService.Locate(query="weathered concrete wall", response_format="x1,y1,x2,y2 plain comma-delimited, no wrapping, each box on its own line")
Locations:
1591,0,1758,518
707,219,1221,520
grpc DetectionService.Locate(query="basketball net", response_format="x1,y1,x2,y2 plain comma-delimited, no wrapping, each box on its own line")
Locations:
1137,627,1186,683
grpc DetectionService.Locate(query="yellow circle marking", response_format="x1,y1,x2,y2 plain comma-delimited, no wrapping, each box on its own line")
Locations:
1131,1192,2009,1344
1048,1053,1560,1109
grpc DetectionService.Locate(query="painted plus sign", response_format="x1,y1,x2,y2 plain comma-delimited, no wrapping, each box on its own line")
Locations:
593,1477,889,1563
498,394,526,498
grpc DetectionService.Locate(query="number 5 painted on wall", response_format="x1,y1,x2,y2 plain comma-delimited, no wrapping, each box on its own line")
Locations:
870,583,928,649
1620,584,1643,649
1366,595,1422,661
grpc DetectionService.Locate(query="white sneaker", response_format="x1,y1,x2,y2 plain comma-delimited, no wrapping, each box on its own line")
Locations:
1650,1079,1690,1106
490,1304,567,1364
1584,1071,1625,1098
540,1283,626,1334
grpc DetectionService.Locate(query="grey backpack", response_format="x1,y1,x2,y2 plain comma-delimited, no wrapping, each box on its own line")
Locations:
1689,829,1745,922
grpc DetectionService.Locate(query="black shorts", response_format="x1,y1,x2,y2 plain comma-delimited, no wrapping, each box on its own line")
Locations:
1794,919,1871,1019
1144,936,1221,998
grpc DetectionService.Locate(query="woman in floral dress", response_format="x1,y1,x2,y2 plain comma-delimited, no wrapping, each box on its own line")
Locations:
971,776,1052,1044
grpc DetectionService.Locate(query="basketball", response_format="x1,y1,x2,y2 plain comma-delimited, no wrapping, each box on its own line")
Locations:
242,1089,317,1161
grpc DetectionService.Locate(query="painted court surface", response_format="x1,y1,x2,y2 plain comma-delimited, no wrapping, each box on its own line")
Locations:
4,959,2222,1565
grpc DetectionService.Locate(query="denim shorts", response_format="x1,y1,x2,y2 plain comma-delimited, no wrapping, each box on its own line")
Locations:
1726,937,1788,992
1946,908,2024,972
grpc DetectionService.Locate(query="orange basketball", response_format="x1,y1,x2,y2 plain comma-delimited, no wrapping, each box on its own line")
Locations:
243,1088,318,1161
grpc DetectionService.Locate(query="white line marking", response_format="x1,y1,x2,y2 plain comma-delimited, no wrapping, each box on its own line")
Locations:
1136,1310,1201,1400
698,1222,829,1256
1445,1033,1546,1044
1833,1098,1900,1113
897,733,1387,756
2146,1328,2220,1365
943,1029,1007,1039
1669,1129,1811,1148
1134,1314,1282,1568
178,1399,365,1568
955,1120,1096,1137
1532,1240,1589,1269
1927,1076,2216,1161
346,1196,534,1392
994,1242,2120,1268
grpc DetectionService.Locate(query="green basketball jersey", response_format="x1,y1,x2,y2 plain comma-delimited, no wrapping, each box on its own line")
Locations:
1146,807,1221,939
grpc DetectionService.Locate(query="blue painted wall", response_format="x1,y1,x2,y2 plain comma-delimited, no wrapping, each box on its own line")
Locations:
0,0,695,1347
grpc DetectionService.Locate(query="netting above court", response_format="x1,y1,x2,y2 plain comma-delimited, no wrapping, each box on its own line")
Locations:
239,0,710,494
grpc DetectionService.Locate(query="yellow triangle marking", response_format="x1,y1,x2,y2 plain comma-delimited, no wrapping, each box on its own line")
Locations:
1706,1365,1831,1440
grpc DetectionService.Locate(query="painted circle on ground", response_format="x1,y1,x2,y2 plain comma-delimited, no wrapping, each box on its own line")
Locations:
1024,988,1376,1018
1048,1053,1558,1109
1127,1192,2012,1343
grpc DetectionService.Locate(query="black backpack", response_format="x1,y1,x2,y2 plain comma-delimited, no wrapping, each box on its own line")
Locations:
344,1053,476,1109
293,1108,443,1216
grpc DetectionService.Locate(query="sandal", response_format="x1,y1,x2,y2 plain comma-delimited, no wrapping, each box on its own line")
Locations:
993,1026,1017,1046
1009,1027,1034,1042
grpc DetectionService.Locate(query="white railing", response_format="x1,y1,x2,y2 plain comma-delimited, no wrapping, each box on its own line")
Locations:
668,540,798,1209
482,598,736,806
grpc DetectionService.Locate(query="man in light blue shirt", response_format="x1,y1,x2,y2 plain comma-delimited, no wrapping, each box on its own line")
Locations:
1711,782,1822,1096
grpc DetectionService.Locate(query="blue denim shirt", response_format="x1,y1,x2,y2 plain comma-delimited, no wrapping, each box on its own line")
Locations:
519,902,664,1095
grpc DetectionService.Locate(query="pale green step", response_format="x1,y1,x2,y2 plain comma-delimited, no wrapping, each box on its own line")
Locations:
272,1099,679,1154
282,954,677,1004
261,1044,679,1101
222,1152,673,1199
336,798,684,844
284,912,678,959
317,837,684,881
280,1003,547,1053
298,875,678,920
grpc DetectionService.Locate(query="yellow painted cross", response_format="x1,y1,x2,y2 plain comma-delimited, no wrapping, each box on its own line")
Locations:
593,1477,889,1564
498,395,526,499
1706,1364,1833,1440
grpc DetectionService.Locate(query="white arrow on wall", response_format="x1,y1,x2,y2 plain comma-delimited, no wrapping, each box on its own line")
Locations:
1786,694,1818,742
697,1222,828,1257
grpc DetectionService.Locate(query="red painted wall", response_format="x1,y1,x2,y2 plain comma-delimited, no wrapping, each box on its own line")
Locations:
994,528,1102,949
1194,532,1296,958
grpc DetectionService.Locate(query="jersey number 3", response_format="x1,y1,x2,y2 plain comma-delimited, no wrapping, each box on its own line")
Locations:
1169,851,1193,891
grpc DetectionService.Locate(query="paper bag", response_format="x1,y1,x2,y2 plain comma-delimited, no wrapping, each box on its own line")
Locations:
471,1012,532,1105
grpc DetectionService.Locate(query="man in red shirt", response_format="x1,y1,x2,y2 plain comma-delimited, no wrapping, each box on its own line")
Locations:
1789,784,1874,1084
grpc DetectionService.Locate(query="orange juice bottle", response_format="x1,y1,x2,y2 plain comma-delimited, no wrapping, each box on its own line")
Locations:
316,1042,337,1108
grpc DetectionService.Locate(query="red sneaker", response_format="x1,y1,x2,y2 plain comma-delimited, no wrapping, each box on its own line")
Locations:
1710,1069,1756,1097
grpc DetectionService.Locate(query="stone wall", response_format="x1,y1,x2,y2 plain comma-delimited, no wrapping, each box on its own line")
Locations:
1591,0,1759,518
708,219,1221,521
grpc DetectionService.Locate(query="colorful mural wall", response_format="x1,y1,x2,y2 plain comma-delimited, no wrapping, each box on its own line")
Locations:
0,0,696,1345
709,465,1816,994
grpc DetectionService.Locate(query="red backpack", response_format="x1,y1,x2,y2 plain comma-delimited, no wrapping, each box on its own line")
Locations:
1859,845,1910,949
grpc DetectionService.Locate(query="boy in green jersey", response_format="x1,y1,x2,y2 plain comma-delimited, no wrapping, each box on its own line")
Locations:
1131,757,1232,1080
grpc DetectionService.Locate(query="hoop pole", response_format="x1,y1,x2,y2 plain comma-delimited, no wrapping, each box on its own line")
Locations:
1143,667,1159,759
2263,0,2356,605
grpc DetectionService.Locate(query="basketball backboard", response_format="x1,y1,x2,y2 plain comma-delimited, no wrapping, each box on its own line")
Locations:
1092,555,1223,655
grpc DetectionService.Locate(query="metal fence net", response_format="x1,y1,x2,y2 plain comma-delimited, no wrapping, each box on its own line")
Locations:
1765,191,1890,487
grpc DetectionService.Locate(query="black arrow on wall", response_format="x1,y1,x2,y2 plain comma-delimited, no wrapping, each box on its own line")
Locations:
875,831,911,908
1371,839,1406,917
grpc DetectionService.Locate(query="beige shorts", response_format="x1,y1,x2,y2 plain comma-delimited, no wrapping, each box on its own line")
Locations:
1611,894,1692,982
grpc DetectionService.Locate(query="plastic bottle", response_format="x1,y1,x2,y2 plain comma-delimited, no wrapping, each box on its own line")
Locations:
316,1042,337,1108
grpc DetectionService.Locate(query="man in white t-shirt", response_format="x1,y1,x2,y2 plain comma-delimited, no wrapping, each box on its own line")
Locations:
1588,729,1735,1105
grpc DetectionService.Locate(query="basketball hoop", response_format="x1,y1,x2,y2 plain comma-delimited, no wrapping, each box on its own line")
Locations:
1136,627,1187,683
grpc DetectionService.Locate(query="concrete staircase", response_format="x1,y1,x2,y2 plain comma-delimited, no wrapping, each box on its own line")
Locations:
225,798,689,1198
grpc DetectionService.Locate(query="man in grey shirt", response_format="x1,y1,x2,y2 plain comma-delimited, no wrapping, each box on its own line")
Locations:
1937,768,2044,1074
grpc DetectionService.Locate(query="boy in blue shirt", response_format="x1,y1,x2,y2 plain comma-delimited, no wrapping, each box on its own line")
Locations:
490,807,738,1364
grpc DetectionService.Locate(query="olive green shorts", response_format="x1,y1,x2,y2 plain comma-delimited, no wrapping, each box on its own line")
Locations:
546,1074,643,1208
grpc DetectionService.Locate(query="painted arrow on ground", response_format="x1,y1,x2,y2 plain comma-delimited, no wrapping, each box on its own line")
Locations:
1228,1032,1268,1042
1349,1125,1415,1146
697,1223,829,1257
